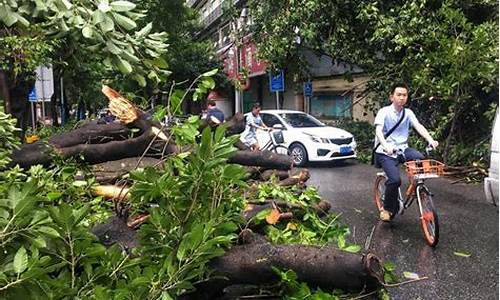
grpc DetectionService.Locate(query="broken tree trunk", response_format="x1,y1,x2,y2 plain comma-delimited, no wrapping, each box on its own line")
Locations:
228,150,293,170
7,86,179,169
7,87,295,171
209,229,383,291
178,230,384,299
90,157,163,184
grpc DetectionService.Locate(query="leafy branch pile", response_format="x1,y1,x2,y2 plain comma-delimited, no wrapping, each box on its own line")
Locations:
0,106,386,299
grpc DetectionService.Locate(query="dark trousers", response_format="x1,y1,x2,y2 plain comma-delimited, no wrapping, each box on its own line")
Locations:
376,148,424,215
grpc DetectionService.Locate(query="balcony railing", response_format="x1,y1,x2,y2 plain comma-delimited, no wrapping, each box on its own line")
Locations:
186,0,202,8
202,3,223,28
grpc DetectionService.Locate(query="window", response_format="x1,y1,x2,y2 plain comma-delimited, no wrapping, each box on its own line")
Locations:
261,113,283,127
310,93,352,119
278,113,324,128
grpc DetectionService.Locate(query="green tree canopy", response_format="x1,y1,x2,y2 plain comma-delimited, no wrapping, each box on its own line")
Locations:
249,0,498,164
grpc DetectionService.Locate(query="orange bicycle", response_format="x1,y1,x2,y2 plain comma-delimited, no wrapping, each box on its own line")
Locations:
373,148,445,247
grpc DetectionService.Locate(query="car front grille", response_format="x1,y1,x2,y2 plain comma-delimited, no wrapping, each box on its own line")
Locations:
331,151,355,157
330,137,353,145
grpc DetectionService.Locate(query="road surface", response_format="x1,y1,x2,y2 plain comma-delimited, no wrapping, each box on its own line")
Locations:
308,161,498,300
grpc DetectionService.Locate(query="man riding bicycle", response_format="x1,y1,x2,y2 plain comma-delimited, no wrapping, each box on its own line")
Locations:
374,83,439,221
240,103,271,151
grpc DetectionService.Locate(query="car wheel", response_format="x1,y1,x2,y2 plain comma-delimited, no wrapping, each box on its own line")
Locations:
289,143,308,166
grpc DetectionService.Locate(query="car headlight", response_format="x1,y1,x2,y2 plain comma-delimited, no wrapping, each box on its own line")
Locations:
309,135,321,143
308,135,330,143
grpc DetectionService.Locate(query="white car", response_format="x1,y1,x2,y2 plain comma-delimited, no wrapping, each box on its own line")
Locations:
485,110,499,205
253,110,357,166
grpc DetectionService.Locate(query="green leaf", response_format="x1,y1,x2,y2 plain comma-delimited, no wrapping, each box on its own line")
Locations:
383,261,396,272
100,15,115,32
201,69,218,77
72,180,87,187
133,74,147,87
2,10,18,27
82,26,93,38
136,22,153,37
114,57,132,74
47,192,62,201
152,57,168,69
0,208,9,220
403,271,420,280
59,0,72,10
38,226,60,238
110,1,136,12
13,246,28,274
32,236,47,248
343,244,361,253
112,12,136,30
92,10,105,25
73,204,90,225
201,77,215,90
161,292,173,300
454,251,471,258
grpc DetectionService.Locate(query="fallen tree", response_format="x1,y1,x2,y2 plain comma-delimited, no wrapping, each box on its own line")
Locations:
7,86,293,171
1,86,387,299
208,229,384,293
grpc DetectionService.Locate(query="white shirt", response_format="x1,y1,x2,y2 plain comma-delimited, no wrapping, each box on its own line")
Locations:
240,113,263,144
374,104,418,157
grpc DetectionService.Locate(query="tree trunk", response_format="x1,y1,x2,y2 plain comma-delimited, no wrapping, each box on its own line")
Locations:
443,105,462,164
50,69,61,127
0,70,11,114
179,230,384,299
228,150,293,170
7,119,178,169
90,157,163,184
209,238,383,291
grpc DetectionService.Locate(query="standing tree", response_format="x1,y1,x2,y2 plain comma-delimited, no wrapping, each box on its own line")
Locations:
249,0,498,164
0,0,169,134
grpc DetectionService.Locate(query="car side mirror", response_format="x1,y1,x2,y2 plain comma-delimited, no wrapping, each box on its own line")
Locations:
272,124,285,130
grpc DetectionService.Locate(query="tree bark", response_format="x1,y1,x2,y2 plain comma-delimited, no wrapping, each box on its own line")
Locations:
204,230,384,295
228,150,293,170
210,231,383,291
7,119,178,169
0,70,11,114
90,157,162,184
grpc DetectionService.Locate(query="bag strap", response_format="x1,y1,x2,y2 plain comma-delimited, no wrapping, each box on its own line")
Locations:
371,109,406,162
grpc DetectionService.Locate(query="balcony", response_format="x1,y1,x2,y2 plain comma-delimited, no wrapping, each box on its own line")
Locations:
202,3,223,28
186,0,203,8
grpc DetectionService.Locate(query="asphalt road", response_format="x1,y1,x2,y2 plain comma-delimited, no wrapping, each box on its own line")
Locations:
307,160,499,300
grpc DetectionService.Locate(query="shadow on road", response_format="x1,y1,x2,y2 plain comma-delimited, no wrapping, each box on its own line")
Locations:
305,158,359,168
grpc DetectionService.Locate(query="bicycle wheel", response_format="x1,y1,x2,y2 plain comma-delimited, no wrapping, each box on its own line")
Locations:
417,187,440,247
373,175,386,212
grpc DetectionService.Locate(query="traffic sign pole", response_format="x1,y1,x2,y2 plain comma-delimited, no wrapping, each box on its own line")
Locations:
31,102,36,130
275,91,279,109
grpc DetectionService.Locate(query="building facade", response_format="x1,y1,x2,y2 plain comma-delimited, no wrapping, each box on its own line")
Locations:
187,0,374,123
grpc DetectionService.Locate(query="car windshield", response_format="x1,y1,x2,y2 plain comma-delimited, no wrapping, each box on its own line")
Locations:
278,113,324,128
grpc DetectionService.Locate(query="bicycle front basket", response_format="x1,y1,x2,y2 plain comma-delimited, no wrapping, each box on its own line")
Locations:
404,159,445,178
273,131,284,144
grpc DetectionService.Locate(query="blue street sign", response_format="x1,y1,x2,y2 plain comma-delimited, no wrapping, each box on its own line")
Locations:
269,70,285,92
28,88,38,102
303,82,313,97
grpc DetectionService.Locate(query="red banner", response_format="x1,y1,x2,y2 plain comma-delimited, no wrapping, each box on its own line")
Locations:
223,42,267,80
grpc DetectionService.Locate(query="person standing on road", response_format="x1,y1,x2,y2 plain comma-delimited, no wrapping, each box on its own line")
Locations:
240,103,271,151
206,100,225,125
374,82,439,221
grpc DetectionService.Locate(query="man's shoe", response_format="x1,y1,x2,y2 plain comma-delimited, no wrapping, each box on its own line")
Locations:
380,209,392,222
